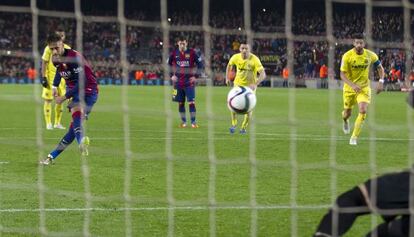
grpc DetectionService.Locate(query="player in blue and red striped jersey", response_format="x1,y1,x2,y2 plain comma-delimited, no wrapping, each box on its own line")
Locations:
168,36,203,128
40,33,99,165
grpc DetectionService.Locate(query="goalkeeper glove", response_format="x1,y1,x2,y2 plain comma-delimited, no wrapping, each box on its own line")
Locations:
41,77,49,88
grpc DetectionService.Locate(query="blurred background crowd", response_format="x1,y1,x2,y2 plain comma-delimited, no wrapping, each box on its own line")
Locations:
0,0,413,88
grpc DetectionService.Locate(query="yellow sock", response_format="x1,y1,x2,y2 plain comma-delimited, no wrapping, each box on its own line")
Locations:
231,112,237,127
44,102,52,125
351,113,366,138
241,113,251,129
54,103,63,125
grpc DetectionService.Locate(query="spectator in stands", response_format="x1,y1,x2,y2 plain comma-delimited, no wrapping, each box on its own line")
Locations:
26,64,36,83
282,67,289,88
1,8,412,86
305,59,315,79
135,70,144,81
146,69,158,85
319,63,328,89
388,64,402,91
410,70,414,88
214,73,225,86
232,39,241,52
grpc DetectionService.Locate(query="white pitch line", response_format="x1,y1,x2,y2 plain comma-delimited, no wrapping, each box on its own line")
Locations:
0,161,9,164
0,135,413,142
0,126,410,142
0,204,330,213
0,128,411,144
0,126,408,135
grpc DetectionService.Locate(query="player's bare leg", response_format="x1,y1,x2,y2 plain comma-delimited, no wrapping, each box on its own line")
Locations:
342,109,351,135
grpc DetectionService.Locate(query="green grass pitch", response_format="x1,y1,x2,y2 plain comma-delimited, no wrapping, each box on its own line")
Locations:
0,84,412,236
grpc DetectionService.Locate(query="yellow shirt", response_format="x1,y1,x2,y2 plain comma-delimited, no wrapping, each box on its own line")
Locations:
228,53,264,87
42,43,71,82
340,48,379,91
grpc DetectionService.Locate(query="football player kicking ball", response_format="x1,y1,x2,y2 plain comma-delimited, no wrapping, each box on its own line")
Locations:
40,33,98,165
226,42,266,134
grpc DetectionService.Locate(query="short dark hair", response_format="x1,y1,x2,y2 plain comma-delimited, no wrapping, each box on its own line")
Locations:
176,36,187,42
55,27,65,33
353,32,365,40
47,32,63,44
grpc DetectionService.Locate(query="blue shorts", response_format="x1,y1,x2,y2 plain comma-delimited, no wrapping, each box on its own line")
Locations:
68,93,98,115
172,87,195,103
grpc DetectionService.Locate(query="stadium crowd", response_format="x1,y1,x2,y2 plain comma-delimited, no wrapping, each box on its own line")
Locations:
0,8,412,87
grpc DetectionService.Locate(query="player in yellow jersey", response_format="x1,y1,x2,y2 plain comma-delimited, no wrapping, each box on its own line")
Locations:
225,42,266,134
340,36,385,145
41,29,71,130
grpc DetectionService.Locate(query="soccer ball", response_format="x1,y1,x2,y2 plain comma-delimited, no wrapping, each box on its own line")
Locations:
227,86,257,114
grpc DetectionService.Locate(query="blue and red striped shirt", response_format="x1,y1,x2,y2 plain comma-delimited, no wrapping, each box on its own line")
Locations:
53,49,98,98
168,48,203,89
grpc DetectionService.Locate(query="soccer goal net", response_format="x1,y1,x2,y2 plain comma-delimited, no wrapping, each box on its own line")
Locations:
1,0,414,236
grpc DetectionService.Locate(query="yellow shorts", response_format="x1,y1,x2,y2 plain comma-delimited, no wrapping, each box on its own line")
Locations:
343,87,371,109
42,80,66,100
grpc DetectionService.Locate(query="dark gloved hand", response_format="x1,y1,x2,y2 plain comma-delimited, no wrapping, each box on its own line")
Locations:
41,77,49,88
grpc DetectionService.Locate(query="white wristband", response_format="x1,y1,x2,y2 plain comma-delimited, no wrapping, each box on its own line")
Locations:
379,79,384,83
